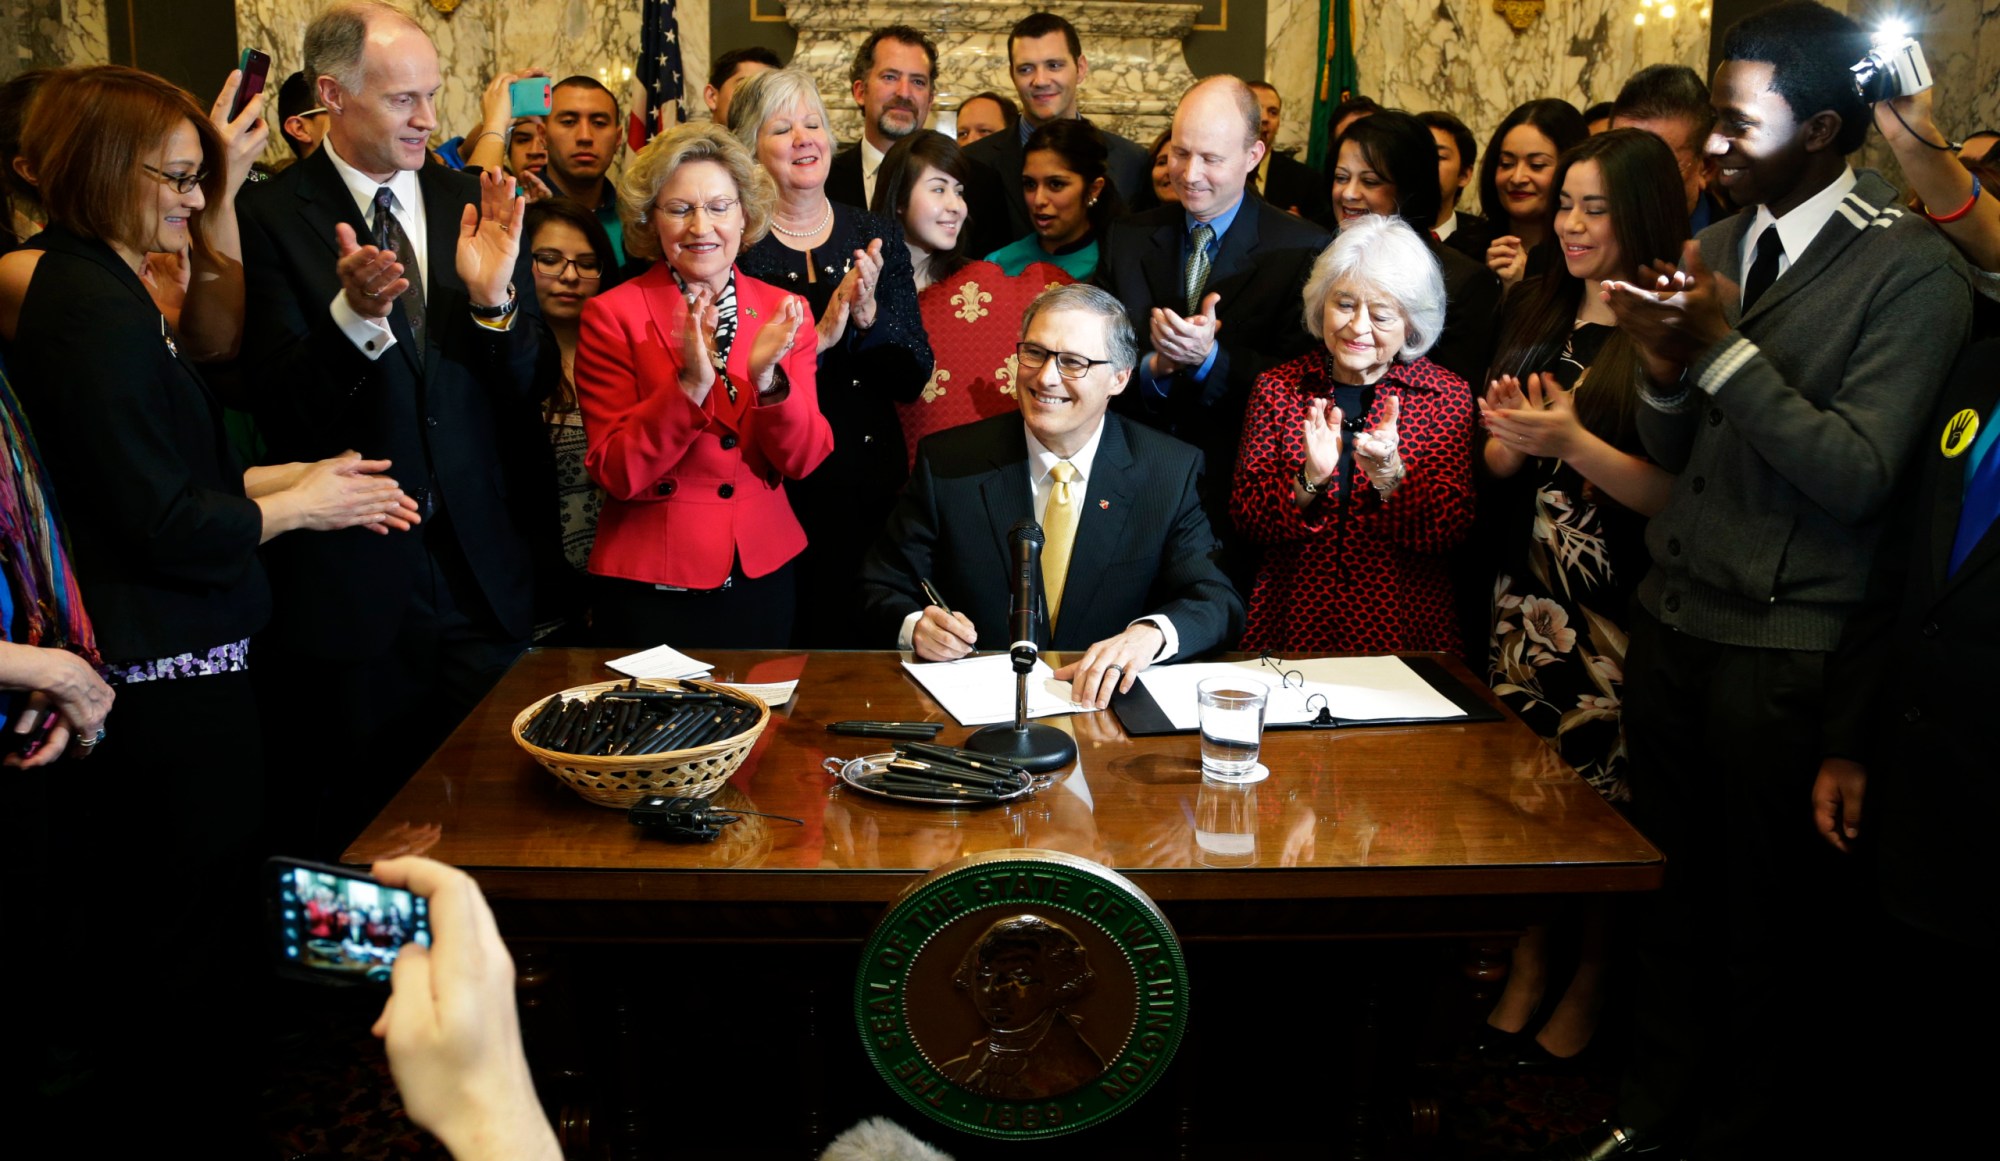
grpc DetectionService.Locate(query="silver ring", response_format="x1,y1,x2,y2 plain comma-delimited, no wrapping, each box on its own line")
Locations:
1106,663,1125,675
77,729,105,748
365,289,381,299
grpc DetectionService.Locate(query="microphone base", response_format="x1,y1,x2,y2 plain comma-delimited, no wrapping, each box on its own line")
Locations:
963,722,1077,774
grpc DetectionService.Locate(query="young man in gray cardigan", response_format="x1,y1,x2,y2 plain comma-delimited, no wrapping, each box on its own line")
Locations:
1565,4,1976,1159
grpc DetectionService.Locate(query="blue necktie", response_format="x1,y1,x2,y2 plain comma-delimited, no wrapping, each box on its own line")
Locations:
1948,411,2000,576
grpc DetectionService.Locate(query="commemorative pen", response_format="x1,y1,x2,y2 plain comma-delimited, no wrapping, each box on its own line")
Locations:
919,577,952,613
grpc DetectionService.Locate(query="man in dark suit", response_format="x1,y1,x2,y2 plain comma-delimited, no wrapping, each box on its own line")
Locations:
1247,81,1331,221
826,25,935,212
1096,75,1329,568
1813,337,1999,1156
1420,109,1496,265
861,285,1243,708
963,12,1151,241
237,0,554,852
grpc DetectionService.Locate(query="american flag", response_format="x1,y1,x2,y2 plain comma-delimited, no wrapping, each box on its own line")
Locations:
629,0,684,150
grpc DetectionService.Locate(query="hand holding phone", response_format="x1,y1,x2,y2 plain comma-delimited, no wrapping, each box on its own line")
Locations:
509,77,552,119
231,48,271,121
367,857,562,1161
268,856,431,986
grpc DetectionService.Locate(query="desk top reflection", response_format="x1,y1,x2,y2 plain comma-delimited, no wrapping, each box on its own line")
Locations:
345,649,1662,903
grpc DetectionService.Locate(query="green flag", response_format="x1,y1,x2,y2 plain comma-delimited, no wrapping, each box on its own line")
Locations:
1308,0,1359,171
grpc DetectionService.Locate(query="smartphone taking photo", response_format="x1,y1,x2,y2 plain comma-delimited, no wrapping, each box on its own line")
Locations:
267,857,430,986
232,48,272,121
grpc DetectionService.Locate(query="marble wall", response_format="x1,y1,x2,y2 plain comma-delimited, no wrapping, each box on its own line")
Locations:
234,0,708,171
785,0,1202,145
2,0,110,78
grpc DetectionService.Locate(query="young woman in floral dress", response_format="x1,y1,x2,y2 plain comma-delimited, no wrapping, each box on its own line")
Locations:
1474,129,1688,1061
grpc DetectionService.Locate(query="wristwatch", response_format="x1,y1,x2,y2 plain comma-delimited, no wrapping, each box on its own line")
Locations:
469,283,517,319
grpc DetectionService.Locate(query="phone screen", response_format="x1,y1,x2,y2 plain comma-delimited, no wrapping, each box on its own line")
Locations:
269,858,430,985
232,48,271,121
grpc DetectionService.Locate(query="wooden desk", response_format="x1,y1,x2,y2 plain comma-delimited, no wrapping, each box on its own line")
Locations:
345,649,1662,1158
348,648,1659,931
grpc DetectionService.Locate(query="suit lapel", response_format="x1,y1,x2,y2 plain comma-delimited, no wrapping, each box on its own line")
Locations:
1055,415,1137,643
1142,215,1185,315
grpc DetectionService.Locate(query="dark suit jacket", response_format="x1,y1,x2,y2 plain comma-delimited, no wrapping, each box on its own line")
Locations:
6,227,270,661
964,119,1151,242
859,412,1243,654
1094,197,1329,474
1254,150,1332,222
827,144,867,212
1438,211,1495,266
1825,338,2000,947
1428,238,1503,388
236,148,555,658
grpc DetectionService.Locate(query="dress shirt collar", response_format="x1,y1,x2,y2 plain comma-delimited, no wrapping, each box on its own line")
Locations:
1185,192,1245,246
1742,166,1856,283
861,136,886,179
1024,415,1108,487
1435,211,1459,241
320,133,421,227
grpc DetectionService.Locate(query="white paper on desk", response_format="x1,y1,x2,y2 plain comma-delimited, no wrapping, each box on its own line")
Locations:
605,644,713,681
717,680,799,707
1134,655,1463,730
901,653,1097,727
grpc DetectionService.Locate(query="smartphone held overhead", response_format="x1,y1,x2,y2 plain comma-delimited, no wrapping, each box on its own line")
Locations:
267,857,430,986
510,77,552,119
232,48,271,120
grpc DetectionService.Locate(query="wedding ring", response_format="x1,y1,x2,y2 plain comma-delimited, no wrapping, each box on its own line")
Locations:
78,729,105,748
1106,663,1125,676
365,289,381,299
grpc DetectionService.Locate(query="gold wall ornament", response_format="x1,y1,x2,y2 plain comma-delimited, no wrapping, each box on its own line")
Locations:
427,0,462,14
1493,0,1545,33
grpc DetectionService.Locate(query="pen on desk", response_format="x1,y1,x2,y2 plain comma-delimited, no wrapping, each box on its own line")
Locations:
919,577,952,613
828,720,945,739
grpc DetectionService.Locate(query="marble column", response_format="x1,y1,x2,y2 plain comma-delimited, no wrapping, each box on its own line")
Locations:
3,0,109,77
1263,0,1319,154
784,0,1202,145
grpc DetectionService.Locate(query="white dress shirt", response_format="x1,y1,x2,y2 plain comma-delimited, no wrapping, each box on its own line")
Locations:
1737,166,1856,291
321,134,427,361
860,137,888,209
1435,211,1460,242
898,417,1180,658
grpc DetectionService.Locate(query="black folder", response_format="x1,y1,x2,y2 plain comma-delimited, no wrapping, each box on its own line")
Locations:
1108,655,1505,737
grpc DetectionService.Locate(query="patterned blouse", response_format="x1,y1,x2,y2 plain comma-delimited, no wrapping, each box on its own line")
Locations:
1231,350,1476,653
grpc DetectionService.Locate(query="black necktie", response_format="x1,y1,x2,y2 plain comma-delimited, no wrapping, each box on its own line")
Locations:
1742,225,1783,313
373,186,425,365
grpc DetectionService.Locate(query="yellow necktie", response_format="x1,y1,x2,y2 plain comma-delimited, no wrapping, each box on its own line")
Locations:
1041,461,1082,629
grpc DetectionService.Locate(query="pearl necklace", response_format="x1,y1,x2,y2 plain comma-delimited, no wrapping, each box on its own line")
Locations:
769,197,832,239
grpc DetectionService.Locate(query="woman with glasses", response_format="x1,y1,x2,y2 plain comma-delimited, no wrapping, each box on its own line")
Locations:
727,68,934,647
523,198,616,632
1230,215,1474,652
574,122,830,648
0,64,420,1122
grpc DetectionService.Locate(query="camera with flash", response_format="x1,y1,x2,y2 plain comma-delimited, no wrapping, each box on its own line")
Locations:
1852,32,1934,104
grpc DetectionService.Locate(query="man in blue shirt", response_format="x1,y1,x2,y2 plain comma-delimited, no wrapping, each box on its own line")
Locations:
1095,76,1329,580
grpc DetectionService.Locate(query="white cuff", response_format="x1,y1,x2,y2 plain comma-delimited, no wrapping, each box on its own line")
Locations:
1130,615,1178,663
330,290,395,360
897,609,923,651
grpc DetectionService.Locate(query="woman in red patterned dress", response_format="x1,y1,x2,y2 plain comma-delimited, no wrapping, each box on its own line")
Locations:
1231,214,1474,652
873,131,1072,469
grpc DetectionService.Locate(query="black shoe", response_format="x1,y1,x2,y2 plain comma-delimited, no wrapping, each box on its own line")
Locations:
1536,1122,1656,1161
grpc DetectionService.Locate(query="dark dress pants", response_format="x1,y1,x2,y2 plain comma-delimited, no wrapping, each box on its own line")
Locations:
1616,609,1858,1158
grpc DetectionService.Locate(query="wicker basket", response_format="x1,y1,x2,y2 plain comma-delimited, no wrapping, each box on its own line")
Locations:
511,678,771,808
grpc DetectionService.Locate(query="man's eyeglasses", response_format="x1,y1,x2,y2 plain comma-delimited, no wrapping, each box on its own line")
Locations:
1015,342,1113,380
141,165,207,195
531,251,603,280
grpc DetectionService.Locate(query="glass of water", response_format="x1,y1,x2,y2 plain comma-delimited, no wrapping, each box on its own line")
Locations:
1197,677,1267,781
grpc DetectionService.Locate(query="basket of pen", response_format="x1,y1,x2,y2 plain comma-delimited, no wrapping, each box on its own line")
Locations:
512,679,770,808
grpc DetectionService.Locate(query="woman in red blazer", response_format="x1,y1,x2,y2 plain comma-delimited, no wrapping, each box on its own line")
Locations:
576,123,832,647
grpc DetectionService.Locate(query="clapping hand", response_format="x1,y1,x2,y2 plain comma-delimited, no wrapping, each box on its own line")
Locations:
1486,235,1528,288
748,297,807,396
1353,394,1402,494
457,167,525,310
678,285,721,402
816,270,855,354
1146,292,1222,379
335,223,408,320
847,238,884,330
1479,373,1579,460
1602,239,1731,384
1299,397,1342,496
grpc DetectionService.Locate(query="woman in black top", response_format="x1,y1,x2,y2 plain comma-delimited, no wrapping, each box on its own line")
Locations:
728,68,934,647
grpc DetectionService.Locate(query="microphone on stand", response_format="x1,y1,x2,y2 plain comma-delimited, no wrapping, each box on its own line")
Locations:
1007,519,1045,676
965,519,1077,774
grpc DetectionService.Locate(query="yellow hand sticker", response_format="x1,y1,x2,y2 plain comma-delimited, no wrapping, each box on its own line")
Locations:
1942,408,1980,458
